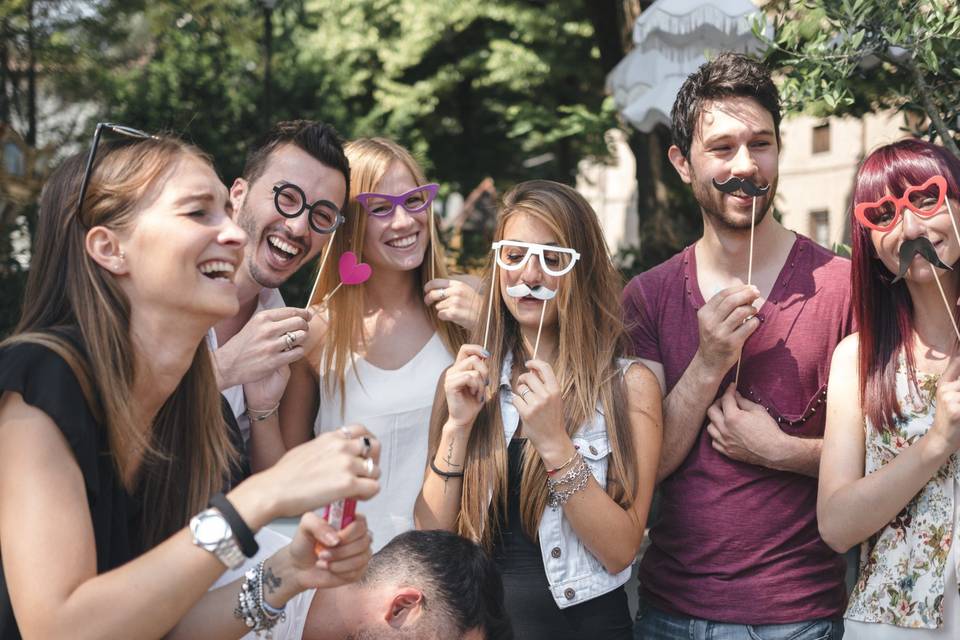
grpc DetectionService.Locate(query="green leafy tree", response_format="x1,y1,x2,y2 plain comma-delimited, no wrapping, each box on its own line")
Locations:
759,0,960,158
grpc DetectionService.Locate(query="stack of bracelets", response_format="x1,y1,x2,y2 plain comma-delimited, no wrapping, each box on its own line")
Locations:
546,452,591,508
234,560,286,638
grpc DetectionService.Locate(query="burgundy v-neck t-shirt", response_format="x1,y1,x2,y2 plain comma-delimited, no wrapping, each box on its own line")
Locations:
623,234,853,624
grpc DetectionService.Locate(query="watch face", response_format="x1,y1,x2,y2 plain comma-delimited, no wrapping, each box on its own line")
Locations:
196,512,230,544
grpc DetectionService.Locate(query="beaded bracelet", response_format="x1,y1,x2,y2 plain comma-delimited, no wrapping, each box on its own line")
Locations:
234,560,286,638
546,454,586,490
546,455,591,508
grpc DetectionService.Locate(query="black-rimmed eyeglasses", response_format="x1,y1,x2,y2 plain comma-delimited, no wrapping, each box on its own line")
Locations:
272,182,345,234
75,122,157,223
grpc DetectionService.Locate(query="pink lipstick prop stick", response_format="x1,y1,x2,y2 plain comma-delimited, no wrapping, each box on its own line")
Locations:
313,499,357,556
712,176,770,385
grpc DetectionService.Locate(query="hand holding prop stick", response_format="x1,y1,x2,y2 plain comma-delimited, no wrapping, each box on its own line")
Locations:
713,177,771,385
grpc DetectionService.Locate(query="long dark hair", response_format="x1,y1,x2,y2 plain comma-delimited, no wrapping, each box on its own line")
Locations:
851,139,960,432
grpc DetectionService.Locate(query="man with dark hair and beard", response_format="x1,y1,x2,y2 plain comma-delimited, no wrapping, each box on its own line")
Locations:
622,52,852,639
299,529,513,640
209,120,349,470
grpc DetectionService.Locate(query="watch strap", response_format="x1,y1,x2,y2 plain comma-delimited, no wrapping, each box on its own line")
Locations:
209,493,259,558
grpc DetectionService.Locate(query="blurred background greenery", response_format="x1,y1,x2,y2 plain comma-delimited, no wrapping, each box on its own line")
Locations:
1,0,958,333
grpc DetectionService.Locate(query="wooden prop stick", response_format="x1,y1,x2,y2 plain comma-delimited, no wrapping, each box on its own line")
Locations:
734,196,758,385
316,250,372,309
429,208,437,282
304,229,338,310
532,299,548,360
931,267,960,343
947,200,960,253
482,261,498,352
319,282,343,306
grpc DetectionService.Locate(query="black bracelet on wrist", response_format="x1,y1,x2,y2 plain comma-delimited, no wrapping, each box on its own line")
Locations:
430,458,465,479
210,492,259,558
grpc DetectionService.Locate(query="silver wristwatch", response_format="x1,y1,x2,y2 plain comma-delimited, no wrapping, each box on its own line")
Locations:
190,507,245,570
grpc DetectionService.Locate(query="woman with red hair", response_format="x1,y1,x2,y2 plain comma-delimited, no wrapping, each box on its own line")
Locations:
819,139,960,637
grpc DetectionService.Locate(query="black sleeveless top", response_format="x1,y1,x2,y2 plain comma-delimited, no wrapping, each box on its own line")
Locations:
492,438,631,640
0,340,248,640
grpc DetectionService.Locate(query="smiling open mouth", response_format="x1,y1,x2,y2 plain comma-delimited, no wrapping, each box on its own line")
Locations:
267,235,302,262
386,233,417,249
199,260,235,282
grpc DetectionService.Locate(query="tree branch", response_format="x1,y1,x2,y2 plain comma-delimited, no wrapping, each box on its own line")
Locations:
905,55,960,159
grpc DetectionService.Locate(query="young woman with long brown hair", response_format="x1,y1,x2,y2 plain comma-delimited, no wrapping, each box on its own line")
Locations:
276,138,479,550
414,180,661,639
0,127,380,639
820,139,960,637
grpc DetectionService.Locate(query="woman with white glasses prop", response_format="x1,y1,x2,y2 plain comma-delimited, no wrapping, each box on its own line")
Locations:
486,240,579,359
416,180,662,640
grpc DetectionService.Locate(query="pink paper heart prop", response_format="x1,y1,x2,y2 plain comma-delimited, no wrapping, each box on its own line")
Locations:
338,251,372,285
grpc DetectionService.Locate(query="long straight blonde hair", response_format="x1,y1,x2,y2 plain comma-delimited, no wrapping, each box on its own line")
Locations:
3,137,238,548
426,180,640,549
310,138,467,406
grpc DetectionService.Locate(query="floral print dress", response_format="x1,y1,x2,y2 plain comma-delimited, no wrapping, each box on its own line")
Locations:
844,365,960,638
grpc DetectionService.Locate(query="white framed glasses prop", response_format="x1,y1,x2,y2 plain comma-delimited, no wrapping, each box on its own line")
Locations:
491,241,580,277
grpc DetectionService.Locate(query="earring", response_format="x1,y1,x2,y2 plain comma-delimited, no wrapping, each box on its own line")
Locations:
114,250,126,271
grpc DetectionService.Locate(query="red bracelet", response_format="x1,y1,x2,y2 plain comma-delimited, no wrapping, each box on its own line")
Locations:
546,446,580,476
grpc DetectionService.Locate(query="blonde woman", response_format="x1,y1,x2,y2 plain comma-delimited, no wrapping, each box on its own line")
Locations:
278,138,478,549
414,180,661,639
0,128,380,639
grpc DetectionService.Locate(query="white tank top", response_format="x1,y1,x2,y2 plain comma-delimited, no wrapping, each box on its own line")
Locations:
314,333,453,551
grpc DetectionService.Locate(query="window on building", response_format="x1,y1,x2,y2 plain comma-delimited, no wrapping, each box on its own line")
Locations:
812,122,830,154
3,142,25,176
810,209,830,247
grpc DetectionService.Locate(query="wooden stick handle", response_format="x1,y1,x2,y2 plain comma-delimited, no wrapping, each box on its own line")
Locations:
305,229,337,309
533,299,548,360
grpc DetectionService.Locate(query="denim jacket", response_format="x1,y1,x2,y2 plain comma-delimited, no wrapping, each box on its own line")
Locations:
496,351,633,608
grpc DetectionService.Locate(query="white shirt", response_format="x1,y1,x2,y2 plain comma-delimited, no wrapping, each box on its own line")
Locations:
207,287,286,445
314,333,453,551
213,527,313,640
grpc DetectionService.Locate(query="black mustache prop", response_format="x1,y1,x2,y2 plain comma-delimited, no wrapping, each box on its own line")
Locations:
712,176,771,197
892,236,953,283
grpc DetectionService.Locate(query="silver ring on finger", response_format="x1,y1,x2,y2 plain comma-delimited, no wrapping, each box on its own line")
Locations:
360,436,372,458
439,287,446,300
282,331,296,351
363,457,375,477
519,387,531,399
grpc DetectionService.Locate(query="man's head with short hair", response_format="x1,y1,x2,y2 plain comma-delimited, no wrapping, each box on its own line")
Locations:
670,52,781,160
305,530,513,640
230,120,350,294
241,120,351,203
667,52,782,231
